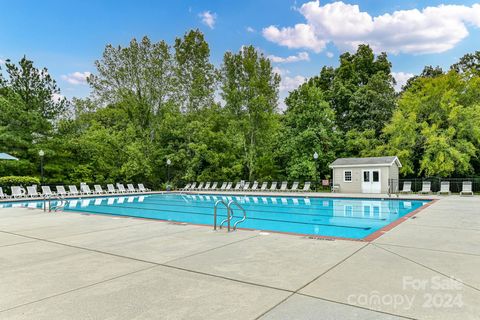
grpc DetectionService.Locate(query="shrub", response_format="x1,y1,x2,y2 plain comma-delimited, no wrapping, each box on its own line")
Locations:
0,176,41,193
160,182,174,191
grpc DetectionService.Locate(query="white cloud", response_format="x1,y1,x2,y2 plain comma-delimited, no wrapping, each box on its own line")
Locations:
199,11,217,29
51,93,65,102
263,24,326,53
273,67,290,77
263,1,480,55
278,74,306,111
268,51,310,63
392,72,415,92
326,51,334,58
280,75,306,92
61,71,91,85
273,67,305,93
246,26,255,33
273,67,306,111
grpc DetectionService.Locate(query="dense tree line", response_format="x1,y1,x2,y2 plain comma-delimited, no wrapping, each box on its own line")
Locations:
1,30,479,188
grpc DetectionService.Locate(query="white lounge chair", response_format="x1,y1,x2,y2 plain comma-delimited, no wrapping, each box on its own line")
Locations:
400,181,412,194
107,184,116,194
68,185,80,196
138,184,150,192
234,182,242,190
249,181,259,191
210,182,218,190
418,181,431,194
0,187,10,199
116,183,127,193
94,185,105,194
260,182,268,191
269,182,278,191
290,181,299,192
188,182,197,191
196,182,205,190
219,182,227,190
302,182,311,192
127,184,136,193
225,182,232,191
280,181,288,191
27,186,40,198
460,181,474,196
203,182,211,191
10,186,25,198
56,186,68,196
41,186,55,197
243,182,251,191
80,184,92,195
182,183,192,191
438,181,451,195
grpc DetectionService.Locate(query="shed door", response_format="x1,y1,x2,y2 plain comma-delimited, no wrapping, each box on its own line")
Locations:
362,169,381,193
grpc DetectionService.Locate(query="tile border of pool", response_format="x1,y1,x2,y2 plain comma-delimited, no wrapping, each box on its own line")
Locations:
230,199,437,242
63,199,434,243
362,199,437,241
0,192,436,242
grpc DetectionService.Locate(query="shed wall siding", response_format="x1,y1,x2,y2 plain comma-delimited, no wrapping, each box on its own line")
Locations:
388,163,399,192
333,166,390,193
389,163,399,180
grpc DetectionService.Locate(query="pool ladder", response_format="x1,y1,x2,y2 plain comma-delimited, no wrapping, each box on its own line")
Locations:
43,195,69,212
213,199,247,232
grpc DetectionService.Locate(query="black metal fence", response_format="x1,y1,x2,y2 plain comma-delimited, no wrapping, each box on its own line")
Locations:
389,178,480,194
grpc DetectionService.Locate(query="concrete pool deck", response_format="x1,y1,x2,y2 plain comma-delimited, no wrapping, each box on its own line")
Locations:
0,194,478,319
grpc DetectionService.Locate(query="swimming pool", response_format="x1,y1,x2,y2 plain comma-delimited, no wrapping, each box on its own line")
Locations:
0,193,430,240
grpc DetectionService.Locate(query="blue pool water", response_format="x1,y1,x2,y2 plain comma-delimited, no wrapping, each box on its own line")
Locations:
0,194,429,239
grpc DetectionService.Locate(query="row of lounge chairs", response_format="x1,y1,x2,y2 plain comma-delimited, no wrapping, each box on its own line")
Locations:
0,183,151,199
400,181,474,196
181,181,311,192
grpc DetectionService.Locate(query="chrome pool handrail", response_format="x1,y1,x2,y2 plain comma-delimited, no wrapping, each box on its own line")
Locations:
213,199,229,231
228,200,247,230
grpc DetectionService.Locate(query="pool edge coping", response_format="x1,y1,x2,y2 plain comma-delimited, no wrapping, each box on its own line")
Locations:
2,194,437,243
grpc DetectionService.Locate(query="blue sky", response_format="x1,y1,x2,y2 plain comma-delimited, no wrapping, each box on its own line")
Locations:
1,0,479,102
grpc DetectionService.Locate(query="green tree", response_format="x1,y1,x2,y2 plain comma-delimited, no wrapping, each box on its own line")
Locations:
402,65,444,92
1,57,67,122
88,36,173,130
173,29,217,112
278,83,339,180
220,45,280,180
377,71,480,177
451,51,480,75
306,45,396,138
0,57,67,177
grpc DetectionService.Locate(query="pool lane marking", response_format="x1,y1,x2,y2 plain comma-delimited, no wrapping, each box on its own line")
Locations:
2,196,422,222
72,196,400,221
137,197,420,219
116,193,421,213
137,198,395,221
64,205,372,230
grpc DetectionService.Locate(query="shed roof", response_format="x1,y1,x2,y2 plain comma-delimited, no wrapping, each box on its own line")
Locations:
329,156,401,168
